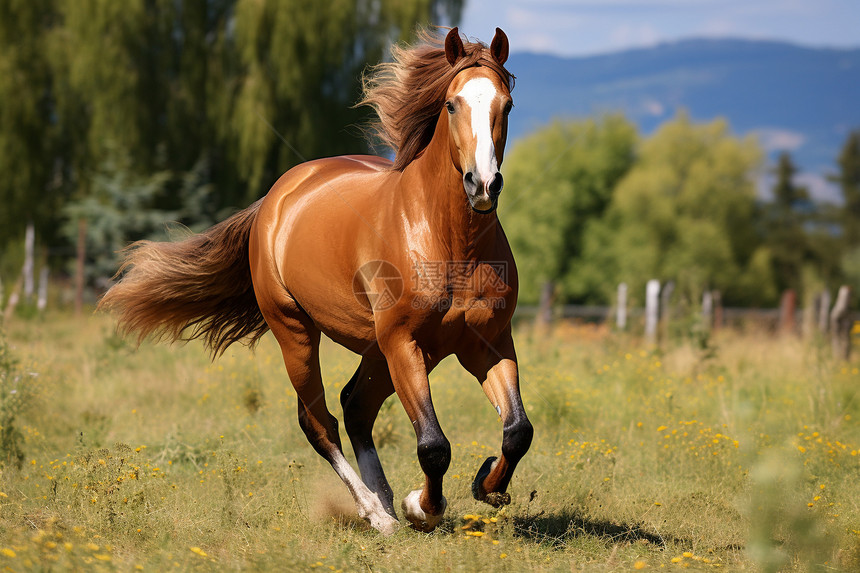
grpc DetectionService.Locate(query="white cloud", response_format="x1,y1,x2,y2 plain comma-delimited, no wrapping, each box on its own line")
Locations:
608,22,661,50
754,128,806,152
460,0,860,57
797,173,841,204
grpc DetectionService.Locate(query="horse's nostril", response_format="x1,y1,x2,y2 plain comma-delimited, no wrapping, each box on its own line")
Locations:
463,172,477,191
488,173,503,196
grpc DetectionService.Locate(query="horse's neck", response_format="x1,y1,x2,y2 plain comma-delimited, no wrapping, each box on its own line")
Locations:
401,117,499,262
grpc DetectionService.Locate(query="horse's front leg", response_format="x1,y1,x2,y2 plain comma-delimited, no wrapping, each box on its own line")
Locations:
458,327,533,507
382,337,449,532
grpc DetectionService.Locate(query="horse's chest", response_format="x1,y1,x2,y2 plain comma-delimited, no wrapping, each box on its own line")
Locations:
419,281,513,350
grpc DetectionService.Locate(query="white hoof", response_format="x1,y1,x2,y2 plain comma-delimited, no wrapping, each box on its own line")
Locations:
368,512,401,536
401,489,447,532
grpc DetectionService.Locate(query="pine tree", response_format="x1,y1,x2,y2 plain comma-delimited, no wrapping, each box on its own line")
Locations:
764,152,811,294
833,130,860,246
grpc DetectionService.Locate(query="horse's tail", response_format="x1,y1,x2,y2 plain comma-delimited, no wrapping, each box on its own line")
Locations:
98,199,269,357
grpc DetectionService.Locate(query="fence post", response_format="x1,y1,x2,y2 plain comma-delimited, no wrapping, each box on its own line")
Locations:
830,285,852,361
802,292,818,340
645,279,660,345
23,222,35,302
712,291,723,332
779,289,797,334
37,267,49,312
616,283,627,331
818,289,831,334
660,281,674,343
702,290,713,330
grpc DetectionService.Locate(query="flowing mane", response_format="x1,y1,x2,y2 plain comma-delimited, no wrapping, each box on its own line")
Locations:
359,28,515,171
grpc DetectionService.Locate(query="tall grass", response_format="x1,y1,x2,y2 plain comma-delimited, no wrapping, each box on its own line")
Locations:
0,314,858,571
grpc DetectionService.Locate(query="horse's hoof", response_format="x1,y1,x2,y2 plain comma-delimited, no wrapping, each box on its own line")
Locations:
401,490,446,532
472,456,511,507
370,513,401,536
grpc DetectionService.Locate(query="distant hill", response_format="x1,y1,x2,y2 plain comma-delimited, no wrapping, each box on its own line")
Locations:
507,39,860,202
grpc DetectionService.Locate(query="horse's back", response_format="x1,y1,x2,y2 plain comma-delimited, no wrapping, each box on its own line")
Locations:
249,154,398,353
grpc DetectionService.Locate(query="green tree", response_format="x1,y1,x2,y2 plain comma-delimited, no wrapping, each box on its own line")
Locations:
833,130,860,246
499,115,637,304
222,0,464,203
761,152,812,294
833,129,860,294
1,0,463,284
578,112,772,306
0,0,56,245
61,150,218,285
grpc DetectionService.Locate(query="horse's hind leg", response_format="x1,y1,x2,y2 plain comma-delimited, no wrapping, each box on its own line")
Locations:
263,302,400,535
458,328,533,506
340,357,397,516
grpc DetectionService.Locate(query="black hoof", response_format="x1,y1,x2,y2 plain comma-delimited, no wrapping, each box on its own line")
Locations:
471,456,511,507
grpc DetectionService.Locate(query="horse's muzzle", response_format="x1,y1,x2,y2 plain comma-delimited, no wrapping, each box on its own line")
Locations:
464,171,503,214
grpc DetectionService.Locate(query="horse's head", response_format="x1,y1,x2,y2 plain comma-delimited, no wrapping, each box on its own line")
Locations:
443,27,512,214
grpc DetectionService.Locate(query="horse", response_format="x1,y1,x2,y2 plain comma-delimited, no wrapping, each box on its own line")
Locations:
99,27,533,535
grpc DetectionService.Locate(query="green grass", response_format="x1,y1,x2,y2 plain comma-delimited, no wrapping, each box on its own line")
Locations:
1,313,859,571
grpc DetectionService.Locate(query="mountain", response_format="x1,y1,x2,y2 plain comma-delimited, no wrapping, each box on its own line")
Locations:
506,39,860,202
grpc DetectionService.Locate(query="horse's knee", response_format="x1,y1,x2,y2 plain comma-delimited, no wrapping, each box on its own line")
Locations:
502,416,533,463
416,431,451,478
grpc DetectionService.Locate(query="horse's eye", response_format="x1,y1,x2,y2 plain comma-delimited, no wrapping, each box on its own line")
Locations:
503,101,513,115
445,101,455,114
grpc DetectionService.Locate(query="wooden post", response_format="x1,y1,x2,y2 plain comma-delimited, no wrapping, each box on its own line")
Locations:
702,290,713,330
660,280,674,343
712,291,723,333
616,283,628,331
37,267,49,312
645,279,660,345
536,280,555,331
802,293,818,340
818,289,831,334
779,289,797,334
23,222,34,302
74,218,87,316
830,285,852,361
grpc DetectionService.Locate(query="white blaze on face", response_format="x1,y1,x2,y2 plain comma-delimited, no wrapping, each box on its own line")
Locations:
457,77,499,187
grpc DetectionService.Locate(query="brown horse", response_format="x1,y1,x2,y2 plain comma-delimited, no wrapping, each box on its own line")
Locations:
100,27,533,535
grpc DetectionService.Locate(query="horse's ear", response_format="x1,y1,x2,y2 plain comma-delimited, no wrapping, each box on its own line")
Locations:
490,27,509,66
445,27,466,66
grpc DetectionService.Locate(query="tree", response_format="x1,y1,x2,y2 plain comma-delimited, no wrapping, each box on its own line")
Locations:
761,152,813,294
61,150,218,287
0,0,56,245
201,0,465,205
833,129,860,295
578,112,773,306
499,115,637,304
833,129,860,246
1,0,464,287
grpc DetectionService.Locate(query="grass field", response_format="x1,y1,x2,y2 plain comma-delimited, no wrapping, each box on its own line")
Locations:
1,312,859,571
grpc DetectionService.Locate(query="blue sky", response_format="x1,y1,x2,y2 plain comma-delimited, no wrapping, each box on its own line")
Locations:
461,0,860,56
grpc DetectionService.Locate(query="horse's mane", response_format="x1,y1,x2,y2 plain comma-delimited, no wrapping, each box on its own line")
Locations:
359,28,515,171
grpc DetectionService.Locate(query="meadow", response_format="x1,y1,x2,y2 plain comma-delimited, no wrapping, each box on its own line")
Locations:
1,312,859,571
